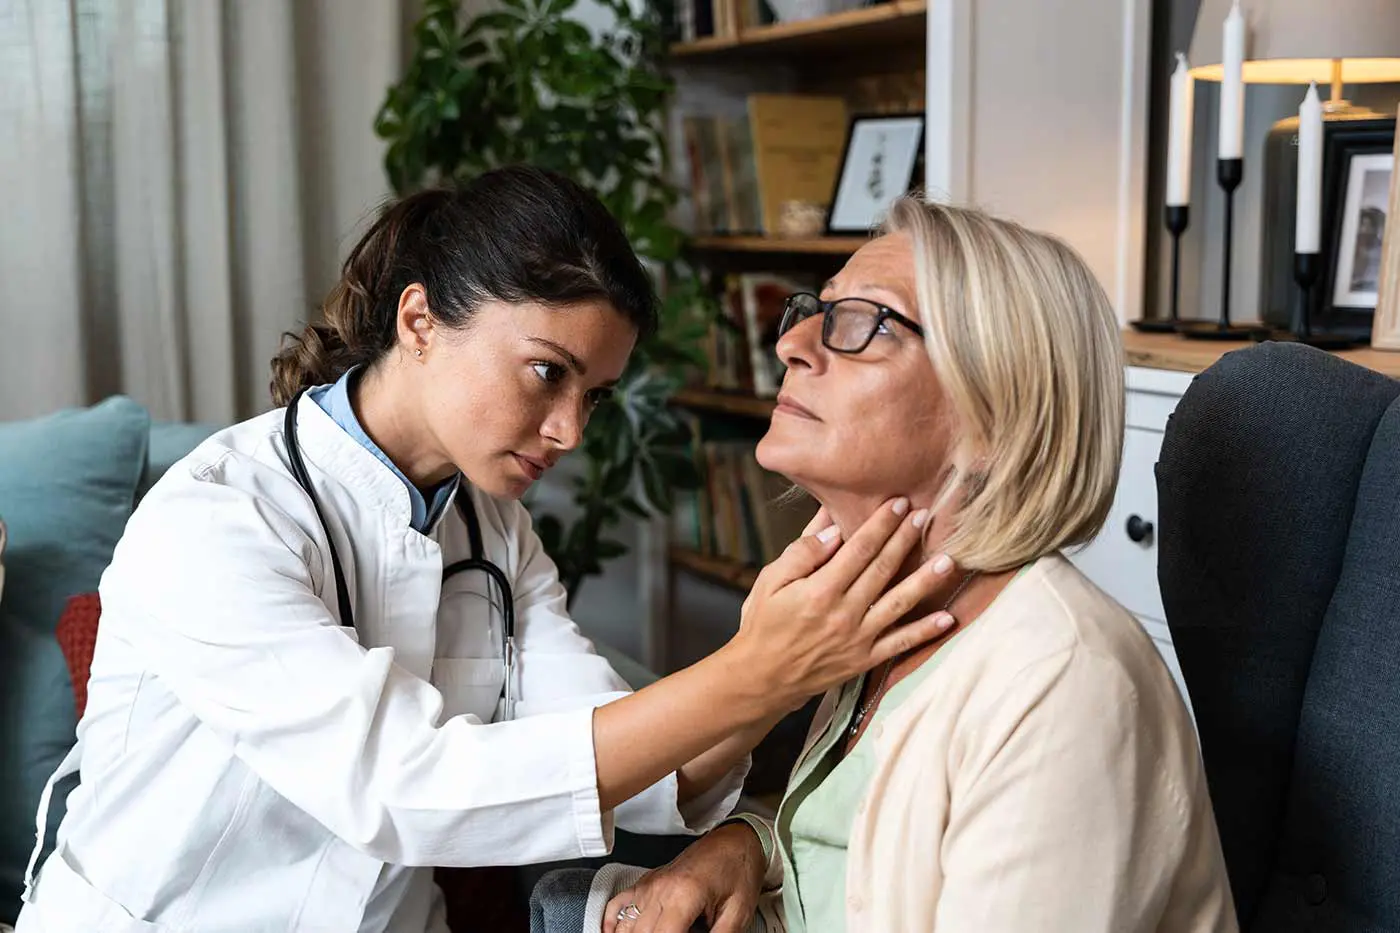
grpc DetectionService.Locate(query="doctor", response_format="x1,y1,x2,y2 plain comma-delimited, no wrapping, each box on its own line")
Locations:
17,166,955,933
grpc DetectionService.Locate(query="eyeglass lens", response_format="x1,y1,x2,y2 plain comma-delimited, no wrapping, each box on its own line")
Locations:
780,294,887,352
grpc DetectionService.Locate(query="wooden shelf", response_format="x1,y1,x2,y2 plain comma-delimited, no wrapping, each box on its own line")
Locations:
672,387,777,418
1123,328,1400,380
691,235,868,255
671,1,927,61
670,546,760,591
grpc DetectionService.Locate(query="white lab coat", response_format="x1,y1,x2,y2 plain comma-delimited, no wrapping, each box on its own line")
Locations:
17,395,745,933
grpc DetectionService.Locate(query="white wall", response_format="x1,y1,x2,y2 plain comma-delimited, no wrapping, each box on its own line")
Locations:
927,0,1152,324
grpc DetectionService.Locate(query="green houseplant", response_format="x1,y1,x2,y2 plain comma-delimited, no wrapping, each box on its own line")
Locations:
375,0,706,605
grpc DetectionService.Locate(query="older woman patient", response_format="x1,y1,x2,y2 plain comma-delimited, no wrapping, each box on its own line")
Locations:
586,198,1237,933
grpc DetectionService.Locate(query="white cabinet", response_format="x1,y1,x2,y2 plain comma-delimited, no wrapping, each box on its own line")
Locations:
1069,366,1195,711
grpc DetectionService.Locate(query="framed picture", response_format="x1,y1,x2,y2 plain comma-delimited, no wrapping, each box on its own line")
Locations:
826,113,925,235
1331,152,1394,309
1316,117,1397,339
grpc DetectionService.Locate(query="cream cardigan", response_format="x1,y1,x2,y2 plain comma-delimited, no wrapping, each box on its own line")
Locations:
754,553,1238,933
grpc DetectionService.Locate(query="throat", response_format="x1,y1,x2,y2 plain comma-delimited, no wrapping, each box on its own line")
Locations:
353,366,455,488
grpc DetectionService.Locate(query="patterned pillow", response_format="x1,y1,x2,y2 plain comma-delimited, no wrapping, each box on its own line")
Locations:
55,594,101,721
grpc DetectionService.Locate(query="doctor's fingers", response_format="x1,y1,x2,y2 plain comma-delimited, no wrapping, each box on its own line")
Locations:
860,559,963,663
748,516,843,595
838,504,937,611
807,496,927,600
800,505,831,537
752,495,909,595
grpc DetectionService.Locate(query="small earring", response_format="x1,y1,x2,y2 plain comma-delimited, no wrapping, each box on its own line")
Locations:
413,348,423,358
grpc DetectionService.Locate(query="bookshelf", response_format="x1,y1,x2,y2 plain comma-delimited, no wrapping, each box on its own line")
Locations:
691,235,868,255
673,387,777,419
669,546,760,592
670,0,927,61
658,0,926,686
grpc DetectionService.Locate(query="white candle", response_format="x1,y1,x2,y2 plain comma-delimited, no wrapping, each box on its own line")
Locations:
1296,82,1323,254
1218,0,1245,160
1166,53,1195,206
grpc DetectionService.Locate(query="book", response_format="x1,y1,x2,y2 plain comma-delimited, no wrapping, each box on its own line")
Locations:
676,440,816,566
739,272,817,397
747,94,849,235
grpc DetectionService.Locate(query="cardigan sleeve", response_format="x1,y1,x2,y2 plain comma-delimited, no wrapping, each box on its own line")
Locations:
934,646,1190,932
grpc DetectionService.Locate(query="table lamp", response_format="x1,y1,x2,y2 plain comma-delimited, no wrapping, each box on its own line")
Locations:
1179,0,1400,341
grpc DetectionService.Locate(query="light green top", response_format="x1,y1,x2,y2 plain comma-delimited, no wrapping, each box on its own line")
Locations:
774,631,964,933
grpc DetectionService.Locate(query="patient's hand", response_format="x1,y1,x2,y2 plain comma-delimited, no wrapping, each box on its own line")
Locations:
603,822,765,933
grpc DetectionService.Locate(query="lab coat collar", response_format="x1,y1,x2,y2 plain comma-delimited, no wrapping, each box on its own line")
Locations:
291,391,415,530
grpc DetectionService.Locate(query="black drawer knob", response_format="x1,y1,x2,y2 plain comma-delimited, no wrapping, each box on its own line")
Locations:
1126,514,1154,544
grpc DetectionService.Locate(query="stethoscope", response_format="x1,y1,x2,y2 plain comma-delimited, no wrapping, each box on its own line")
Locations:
283,389,517,720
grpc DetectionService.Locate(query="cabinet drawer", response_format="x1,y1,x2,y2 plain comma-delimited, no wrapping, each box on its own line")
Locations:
1069,425,1165,621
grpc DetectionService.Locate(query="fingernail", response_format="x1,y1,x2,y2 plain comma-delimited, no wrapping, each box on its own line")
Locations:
817,525,840,544
891,497,910,516
934,612,955,630
911,508,929,529
930,553,954,575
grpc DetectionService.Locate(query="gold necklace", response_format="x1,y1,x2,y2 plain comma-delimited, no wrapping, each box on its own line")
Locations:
847,570,976,739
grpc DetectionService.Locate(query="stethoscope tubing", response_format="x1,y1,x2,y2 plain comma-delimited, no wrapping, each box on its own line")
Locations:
283,389,516,719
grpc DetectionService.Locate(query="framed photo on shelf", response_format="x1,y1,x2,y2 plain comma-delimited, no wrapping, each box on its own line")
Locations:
1331,152,1394,310
826,113,924,235
1316,117,1396,339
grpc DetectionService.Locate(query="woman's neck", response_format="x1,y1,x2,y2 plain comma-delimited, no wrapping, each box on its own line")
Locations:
822,489,947,570
815,486,1018,633
353,362,454,489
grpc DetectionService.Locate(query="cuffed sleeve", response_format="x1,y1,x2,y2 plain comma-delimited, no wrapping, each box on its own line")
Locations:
721,813,783,891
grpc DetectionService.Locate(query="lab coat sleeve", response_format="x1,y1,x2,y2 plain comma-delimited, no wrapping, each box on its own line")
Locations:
103,474,613,868
500,498,748,837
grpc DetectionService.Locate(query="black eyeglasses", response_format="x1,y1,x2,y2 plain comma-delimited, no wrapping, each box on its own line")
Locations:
777,292,924,354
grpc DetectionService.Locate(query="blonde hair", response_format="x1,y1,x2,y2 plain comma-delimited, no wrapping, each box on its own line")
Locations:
881,198,1125,572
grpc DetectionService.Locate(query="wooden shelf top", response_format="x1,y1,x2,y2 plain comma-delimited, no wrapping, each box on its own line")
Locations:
691,235,869,255
671,1,927,61
673,387,777,418
669,546,760,592
1123,328,1400,379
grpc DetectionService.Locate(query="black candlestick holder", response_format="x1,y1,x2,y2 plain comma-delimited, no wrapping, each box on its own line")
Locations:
1132,205,1189,333
1178,158,1268,340
1286,252,1357,349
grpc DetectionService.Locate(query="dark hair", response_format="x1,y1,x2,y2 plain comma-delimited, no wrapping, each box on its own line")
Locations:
270,165,657,406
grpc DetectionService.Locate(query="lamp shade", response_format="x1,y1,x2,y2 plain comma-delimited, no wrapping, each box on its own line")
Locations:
1189,0,1400,84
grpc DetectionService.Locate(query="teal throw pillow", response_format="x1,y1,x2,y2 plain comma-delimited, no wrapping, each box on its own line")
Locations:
0,396,149,923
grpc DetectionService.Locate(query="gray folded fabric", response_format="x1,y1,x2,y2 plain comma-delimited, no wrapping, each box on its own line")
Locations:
529,865,647,933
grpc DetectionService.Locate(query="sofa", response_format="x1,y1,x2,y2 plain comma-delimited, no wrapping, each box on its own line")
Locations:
0,397,667,929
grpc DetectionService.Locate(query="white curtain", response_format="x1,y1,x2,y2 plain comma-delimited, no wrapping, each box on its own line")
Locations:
0,0,414,424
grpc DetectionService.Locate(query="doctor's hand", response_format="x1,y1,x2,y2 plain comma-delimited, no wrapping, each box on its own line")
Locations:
603,822,764,933
732,496,959,711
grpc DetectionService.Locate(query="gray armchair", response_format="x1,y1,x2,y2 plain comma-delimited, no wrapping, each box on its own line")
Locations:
1157,342,1400,931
